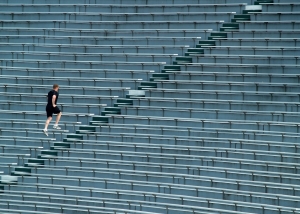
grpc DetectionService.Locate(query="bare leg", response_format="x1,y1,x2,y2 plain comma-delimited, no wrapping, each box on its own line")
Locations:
44,117,52,130
55,112,62,125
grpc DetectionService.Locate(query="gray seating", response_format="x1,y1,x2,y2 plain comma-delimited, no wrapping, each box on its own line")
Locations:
1,0,300,213
156,80,300,92
17,173,300,202
0,190,256,214
216,38,300,47
120,105,300,123
2,183,298,214
190,54,300,65
0,36,201,46
0,0,255,4
0,66,155,79
107,115,300,138
47,148,300,176
227,29,300,38
0,75,143,87
0,12,237,22
0,51,178,65
168,71,300,83
0,20,225,32
0,59,165,71
0,44,190,56
0,4,248,13
204,46,300,55
262,3,300,12
0,28,213,38
0,118,81,135
251,12,300,21
0,109,94,124
179,63,300,74
238,21,300,30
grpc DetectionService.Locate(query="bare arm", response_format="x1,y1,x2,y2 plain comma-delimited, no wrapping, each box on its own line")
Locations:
52,95,57,107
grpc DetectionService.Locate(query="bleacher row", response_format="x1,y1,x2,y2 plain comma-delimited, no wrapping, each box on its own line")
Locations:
0,0,300,213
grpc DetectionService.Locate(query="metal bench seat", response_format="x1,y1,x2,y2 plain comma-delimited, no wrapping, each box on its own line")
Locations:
0,91,118,102
3,181,298,214
155,79,300,93
42,145,300,175
58,132,298,154
203,46,300,56
7,179,300,209
0,20,225,32
0,134,63,149
0,207,56,214
0,153,29,165
109,114,300,135
0,49,180,57
48,121,300,149
20,167,300,197
0,190,255,214
216,38,300,47
0,74,143,89
145,88,300,102
250,12,300,21
54,137,300,164
227,29,300,39
0,119,75,131
58,134,300,154
0,117,81,126
0,163,17,175
9,175,294,211
0,58,166,71
0,66,155,79
0,83,129,97
119,104,300,124
0,126,67,141
133,96,300,111
51,143,300,169
16,171,298,202
238,20,300,29
261,3,300,13
9,165,300,210
0,35,201,47
0,50,178,64
0,27,214,38
0,144,42,156
0,46,188,55
0,101,105,116
187,55,298,66
0,93,116,107
168,71,300,83
172,62,300,74
0,109,94,124
30,156,299,186
22,157,300,183
0,200,146,214
0,3,247,13
0,11,237,22
0,0,255,4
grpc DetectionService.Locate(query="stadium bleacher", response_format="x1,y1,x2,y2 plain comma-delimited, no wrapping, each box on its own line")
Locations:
0,0,300,213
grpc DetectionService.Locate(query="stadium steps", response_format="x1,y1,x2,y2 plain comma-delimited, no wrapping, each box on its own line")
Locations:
2,1,300,213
